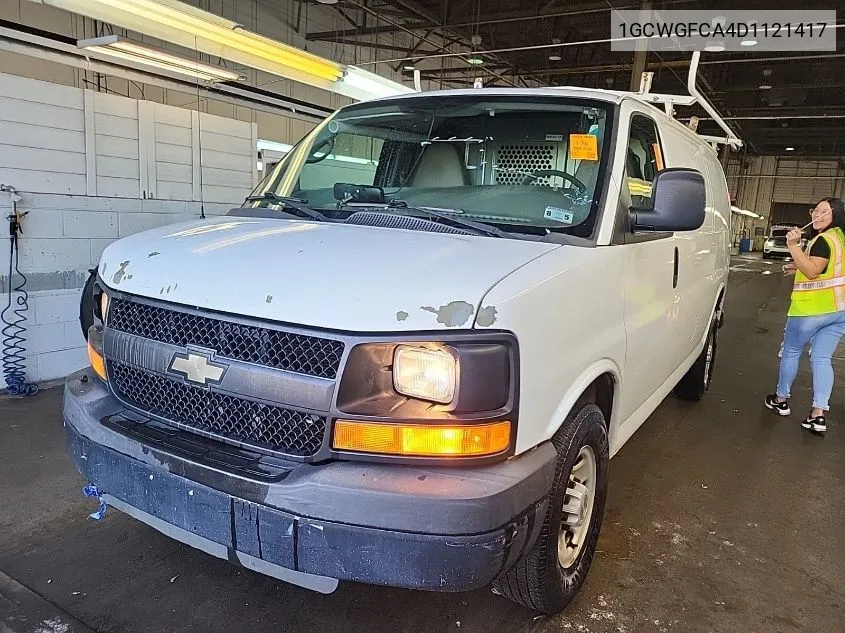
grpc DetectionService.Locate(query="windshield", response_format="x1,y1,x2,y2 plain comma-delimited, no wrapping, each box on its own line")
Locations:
248,95,614,238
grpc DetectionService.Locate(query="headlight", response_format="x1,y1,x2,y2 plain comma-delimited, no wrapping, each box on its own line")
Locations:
393,345,457,404
336,337,514,419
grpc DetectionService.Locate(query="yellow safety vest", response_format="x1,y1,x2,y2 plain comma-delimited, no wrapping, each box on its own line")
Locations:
788,227,845,317
627,177,653,198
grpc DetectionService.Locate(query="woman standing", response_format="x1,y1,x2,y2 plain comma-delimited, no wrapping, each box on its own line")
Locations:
765,197,845,433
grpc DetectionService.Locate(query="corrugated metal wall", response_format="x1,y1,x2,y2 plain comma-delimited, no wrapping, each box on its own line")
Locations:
731,156,778,218
772,160,844,203
724,155,845,248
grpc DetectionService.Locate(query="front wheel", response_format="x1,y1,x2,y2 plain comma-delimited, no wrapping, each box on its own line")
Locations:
493,402,609,614
674,316,718,401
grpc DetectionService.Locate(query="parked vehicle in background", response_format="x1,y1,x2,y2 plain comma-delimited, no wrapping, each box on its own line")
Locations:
764,224,806,259
67,86,730,615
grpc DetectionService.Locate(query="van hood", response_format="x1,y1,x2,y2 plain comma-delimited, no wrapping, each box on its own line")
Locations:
97,216,559,331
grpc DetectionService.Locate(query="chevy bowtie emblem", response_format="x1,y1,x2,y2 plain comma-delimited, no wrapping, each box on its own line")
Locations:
168,350,227,385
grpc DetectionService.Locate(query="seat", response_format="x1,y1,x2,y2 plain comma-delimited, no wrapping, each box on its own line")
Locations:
410,144,468,187
627,148,644,180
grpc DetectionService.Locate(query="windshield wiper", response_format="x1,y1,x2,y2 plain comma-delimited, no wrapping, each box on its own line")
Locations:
244,192,330,222
389,202,505,238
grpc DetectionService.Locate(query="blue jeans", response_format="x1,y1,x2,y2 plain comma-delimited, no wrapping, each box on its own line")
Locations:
777,311,845,410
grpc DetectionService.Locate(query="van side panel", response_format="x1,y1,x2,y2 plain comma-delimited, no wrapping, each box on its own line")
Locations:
477,246,627,455
656,121,722,353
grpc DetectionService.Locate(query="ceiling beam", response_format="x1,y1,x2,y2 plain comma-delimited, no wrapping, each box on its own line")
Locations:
304,1,661,41
387,0,447,25
412,52,845,80
306,22,430,41
336,0,523,87
327,37,432,54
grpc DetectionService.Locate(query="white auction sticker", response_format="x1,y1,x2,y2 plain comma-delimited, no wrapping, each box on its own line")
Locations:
544,206,574,223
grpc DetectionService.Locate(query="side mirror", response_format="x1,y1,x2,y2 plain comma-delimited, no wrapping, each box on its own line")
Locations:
630,168,706,232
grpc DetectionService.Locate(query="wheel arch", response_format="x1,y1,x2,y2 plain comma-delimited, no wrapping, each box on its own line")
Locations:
542,360,621,447
715,283,727,328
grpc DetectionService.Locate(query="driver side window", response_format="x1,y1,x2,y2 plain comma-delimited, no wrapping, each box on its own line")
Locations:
624,115,664,208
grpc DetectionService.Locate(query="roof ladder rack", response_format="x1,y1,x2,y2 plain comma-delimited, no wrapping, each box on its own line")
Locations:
625,51,743,151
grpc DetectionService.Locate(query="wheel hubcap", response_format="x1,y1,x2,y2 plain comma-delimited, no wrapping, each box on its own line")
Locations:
558,445,597,568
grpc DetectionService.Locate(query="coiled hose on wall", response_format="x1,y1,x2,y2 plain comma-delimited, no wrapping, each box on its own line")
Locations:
1,185,37,396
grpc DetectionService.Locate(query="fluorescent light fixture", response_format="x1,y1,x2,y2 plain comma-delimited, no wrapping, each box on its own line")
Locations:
403,63,416,71
704,41,725,52
257,139,294,153
32,0,344,88
467,54,484,65
336,65,416,101
325,154,376,165
759,84,773,90
549,38,561,61
741,39,757,46
785,146,795,151
35,0,415,102
77,35,243,82
257,139,374,166
730,205,762,219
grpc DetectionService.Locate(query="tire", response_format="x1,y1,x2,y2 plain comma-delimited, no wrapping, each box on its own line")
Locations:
493,401,609,615
762,253,770,259
79,267,97,339
674,315,718,401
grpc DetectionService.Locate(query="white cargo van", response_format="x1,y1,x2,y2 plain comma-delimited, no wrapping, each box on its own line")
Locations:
67,87,730,614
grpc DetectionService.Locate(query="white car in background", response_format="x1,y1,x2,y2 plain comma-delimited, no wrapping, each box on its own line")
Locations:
763,224,806,259
68,87,730,615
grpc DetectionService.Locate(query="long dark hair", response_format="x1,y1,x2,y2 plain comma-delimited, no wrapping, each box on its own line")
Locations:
812,197,845,236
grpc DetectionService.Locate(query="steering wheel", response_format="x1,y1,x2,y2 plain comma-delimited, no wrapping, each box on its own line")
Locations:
521,169,588,194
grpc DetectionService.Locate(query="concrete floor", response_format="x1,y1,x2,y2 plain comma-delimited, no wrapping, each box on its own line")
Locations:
1,256,843,633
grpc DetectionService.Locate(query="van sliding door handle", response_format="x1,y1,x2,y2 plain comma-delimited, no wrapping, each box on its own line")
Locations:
673,247,679,288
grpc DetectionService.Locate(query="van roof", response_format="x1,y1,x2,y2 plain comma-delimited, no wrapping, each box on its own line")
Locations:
364,86,697,127
365,86,628,105
354,86,718,153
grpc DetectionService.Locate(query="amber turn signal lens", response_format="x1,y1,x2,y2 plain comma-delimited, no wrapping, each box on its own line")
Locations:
87,340,107,381
333,420,511,457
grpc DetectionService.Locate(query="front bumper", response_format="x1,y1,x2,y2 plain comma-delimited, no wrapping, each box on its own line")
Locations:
63,369,555,593
763,244,790,257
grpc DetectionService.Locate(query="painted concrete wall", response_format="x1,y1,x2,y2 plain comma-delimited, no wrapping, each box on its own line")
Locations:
0,72,249,384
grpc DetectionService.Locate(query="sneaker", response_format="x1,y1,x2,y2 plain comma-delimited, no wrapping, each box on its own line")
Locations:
765,394,791,416
802,415,827,433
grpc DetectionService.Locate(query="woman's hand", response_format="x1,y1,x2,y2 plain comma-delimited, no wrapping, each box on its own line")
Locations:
786,228,803,247
782,262,797,276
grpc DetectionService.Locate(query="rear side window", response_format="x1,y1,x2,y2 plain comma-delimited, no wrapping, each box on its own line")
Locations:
624,115,664,207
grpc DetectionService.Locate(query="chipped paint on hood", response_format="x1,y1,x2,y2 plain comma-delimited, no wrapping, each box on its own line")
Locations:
97,216,559,332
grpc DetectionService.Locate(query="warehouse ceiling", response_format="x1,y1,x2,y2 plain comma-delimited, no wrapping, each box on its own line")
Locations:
307,0,845,157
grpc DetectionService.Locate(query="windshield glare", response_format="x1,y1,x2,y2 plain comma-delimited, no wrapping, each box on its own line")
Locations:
251,96,612,236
